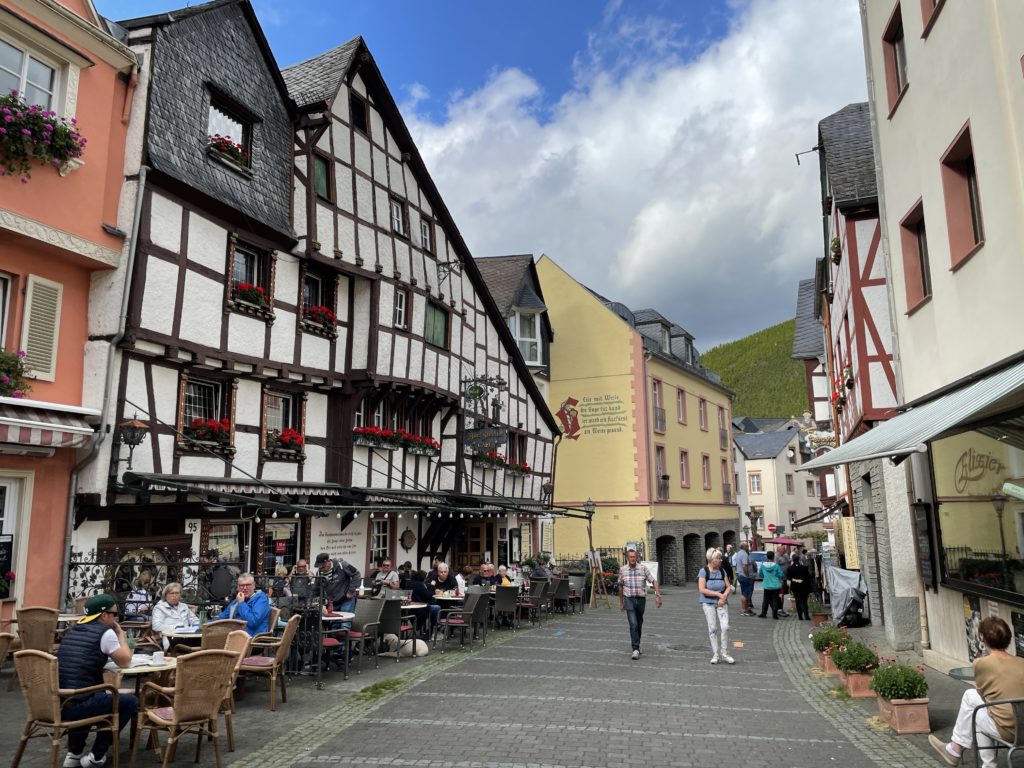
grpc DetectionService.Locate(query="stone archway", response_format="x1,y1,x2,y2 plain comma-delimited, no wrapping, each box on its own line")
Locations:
655,535,680,585
704,531,721,553
723,530,737,549
683,533,703,582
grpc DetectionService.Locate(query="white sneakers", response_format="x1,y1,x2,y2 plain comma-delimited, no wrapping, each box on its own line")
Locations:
719,652,736,664
710,653,720,664
63,754,83,768
631,649,640,660
64,754,104,768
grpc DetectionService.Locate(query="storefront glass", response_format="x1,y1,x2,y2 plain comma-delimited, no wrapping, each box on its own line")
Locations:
263,522,299,571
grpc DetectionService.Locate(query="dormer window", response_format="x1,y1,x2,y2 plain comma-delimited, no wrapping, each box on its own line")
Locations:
510,310,542,365
208,100,251,167
659,326,670,354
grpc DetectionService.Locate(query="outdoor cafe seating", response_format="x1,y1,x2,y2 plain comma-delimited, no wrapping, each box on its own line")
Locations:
240,614,300,711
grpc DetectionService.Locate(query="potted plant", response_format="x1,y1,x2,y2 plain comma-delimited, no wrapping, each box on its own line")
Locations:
235,282,269,307
0,349,31,398
506,460,531,476
832,641,879,697
0,90,86,181
472,450,508,471
0,569,14,600
870,659,930,733
810,624,849,675
208,134,248,167
830,236,842,264
266,427,303,452
396,429,440,457
184,417,231,445
843,365,854,389
352,426,401,450
808,596,830,627
304,304,336,329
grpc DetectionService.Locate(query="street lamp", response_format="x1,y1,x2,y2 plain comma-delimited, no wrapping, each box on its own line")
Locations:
116,415,149,471
992,494,1009,590
742,524,750,545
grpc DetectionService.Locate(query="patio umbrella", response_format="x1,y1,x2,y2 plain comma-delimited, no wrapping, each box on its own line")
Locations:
762,536,804,546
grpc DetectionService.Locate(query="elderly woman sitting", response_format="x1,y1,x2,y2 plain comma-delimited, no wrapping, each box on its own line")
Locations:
930,616,1024,766
150,582,199,645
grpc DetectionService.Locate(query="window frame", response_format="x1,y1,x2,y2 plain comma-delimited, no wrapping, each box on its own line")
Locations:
941,123,985,270
312,151,333,202
679,449,690,488
394,287,409,330
370,517,391,566
419,217,434,254
424,301,449,349
226,236,275,320
0,35,59,111
655,445,668,501
389,197,408,238
264,391,294,434
207,97,253,168
512,310,543,365
882,3,909,117
349,92,369,136
749,472,762,495
898,199,932,314
19,274,62,382
701,453,712,490
0,272,10,348
698,397,708,431
184,378,222,423
920,0,946,38
806,479,816,497
676,388,686,424
785,473,794,494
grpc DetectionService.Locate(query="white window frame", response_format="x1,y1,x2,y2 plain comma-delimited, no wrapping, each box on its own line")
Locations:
265,392,293,433
0,273,11,348
20,274,62,382
749,473,762,494
372,401,385,428
679,450,689,487
371,518,390,565
232,244,261,290
184,379,221,423
676,388,686,423
659,325,670,354
354,400,366,429
785,474,794,494
0,34,60,111
0,472,31,605
702,455,711,490
302,273,323,311
394,289,408,329
698,398,708,431
390,198,406,236
419,219,432,252
512,310,542,365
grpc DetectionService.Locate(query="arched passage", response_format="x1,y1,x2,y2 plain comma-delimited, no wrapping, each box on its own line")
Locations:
723,530,737,549
655,535,680,585
704,531,721,553
683,533,703,582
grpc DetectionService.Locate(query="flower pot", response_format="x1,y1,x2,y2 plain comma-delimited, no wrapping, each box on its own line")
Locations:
840,670,876,698
811,612,830,627
877,697,930,734
818,651,839,675
353,435,398,451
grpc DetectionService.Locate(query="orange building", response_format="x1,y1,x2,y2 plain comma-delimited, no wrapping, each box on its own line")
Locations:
0,0,135,619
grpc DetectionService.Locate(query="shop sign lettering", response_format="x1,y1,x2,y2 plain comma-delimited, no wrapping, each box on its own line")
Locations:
954,448,1005,494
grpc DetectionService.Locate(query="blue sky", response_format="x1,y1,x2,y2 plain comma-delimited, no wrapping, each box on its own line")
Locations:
95,0,868,350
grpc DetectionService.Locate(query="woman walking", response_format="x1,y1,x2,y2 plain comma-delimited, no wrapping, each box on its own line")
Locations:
786,555,812,620
758,551,784,619
698,548,734,664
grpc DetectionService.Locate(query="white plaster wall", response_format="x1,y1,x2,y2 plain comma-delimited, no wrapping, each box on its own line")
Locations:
376,232,394,274
376,333,392,376
178,455,227,475
385,128,399,158
353,134,372,177
338,216,356,261
235,379,261,426
316,205,336,255
357,224,376,263
394,240,410,279
300,332,330,370
372,146,388,185
334,328,349,373
331,121,351,164
304,445,326,481
882,460,917,598
260,461,299,482
393,334,409,378
187,215,228,272
269,311,296,362
231,432,259,473
149,193,182,253
71,520,107,556
227,312,266,357
306,393,328,438
336,166,354,214
351,281,371,369
140,258,178,335
178,272,223,348
408,338,423,380
275,257,299,306
369,108,384,146
423,348,437,387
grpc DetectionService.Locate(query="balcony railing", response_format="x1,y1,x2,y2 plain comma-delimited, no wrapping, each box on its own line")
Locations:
653,407,666,433
719,427,730,451
657,477,670,501
722,483,732,504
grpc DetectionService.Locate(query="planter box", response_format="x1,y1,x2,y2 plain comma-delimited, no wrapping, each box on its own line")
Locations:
407,445,440,457
840,670,876,698
353,435,399,451
877,697,930,734
811,612,830,627
818,651,839,675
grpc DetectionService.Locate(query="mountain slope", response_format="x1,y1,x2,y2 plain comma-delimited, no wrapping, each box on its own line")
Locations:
701,319,807,419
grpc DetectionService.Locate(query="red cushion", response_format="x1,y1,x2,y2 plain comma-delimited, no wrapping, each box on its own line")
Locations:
442,618,466,625
344,631,366,638
322,638,340,647
151,706,175,722
242,655,274,667
400,624,413,631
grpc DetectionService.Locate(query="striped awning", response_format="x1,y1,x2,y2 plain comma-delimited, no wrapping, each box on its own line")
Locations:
126,473,344,497
0,403,95,448
800,358,1024,472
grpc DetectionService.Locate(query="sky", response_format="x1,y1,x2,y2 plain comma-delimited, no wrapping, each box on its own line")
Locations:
95,0,868,350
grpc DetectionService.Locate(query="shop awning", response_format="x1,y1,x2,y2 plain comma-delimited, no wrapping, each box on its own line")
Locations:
0,401,96,448
800,358,1024,472
127,473,344,497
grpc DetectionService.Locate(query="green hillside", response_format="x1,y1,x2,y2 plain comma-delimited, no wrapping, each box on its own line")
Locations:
701,319,807,419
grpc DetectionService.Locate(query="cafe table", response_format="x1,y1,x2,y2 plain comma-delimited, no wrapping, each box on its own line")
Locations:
109,654,177,744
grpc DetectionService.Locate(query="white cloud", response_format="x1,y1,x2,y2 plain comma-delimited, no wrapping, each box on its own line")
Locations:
405,0,868,349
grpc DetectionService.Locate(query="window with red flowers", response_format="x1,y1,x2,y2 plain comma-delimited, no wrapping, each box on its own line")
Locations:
300,267,337,338
177,374,236,454
262,389,306,460
226,235,275,321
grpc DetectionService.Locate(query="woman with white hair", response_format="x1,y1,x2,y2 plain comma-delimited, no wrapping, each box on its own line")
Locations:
698,548,734,664
150,582,199,635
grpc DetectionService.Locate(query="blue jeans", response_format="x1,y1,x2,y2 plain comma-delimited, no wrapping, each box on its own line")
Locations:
334,594,357,630
623,595,646,651
64,691,138,759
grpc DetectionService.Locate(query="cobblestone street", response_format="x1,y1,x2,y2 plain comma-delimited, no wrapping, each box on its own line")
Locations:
1,586,955,767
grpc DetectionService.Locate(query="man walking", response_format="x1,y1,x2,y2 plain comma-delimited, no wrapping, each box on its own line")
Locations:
619,548,662,660
732,542,755,616
315,552,360,628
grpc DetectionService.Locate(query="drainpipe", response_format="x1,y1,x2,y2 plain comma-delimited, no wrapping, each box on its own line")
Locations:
60,165,148,600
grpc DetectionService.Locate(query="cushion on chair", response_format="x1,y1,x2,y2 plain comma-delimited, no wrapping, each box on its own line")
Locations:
322,638,340,647
441,618,466,625
343,631,366,638
242,655,275,666
150,706,175,723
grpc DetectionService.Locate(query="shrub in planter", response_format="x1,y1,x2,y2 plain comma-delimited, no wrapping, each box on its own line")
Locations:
808,597,830,626
235,282,269,307
870,660,930,733
811,624,848,675
832,641,879,697
0,349,31,398
0,90,86,181
208,134,248,166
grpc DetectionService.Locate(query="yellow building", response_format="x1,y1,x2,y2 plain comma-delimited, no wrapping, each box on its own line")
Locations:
536,256,738,583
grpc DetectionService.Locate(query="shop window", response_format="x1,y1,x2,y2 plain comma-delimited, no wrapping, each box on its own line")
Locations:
899,200,932,313
264,521,299,571
371,518,390,566
941,124,985,270
206,522,247,567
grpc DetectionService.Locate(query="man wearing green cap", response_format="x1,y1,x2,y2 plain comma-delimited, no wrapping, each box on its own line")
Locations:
57,594,138,767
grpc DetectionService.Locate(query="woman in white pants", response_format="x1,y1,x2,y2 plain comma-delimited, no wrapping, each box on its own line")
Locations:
929,616,1024,766
698,548,733,664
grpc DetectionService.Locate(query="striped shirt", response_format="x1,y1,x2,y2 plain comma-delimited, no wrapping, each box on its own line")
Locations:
618,563,654,597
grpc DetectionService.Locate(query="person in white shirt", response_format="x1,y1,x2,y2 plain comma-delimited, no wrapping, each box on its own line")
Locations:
150,582,199,641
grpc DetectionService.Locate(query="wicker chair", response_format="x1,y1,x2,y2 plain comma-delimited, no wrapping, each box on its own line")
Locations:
8,607,59,691
492,586,519,631
12,650,121,768
0,631,14,679
251,607,280,643
239,614,299,711
171,619,246,656
219,630,251,751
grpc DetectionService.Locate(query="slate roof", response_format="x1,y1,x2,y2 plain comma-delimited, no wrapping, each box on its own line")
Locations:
475,255,536,317
733,417,791,434
734,429,798,460
282,36,362,107
633,308,692,338
818,102,877,209
792,278,824,359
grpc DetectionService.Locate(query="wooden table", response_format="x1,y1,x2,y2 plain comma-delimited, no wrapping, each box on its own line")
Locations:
160,628,202,640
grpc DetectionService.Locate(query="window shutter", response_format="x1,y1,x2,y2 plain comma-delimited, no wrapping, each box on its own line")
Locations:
20,275,62,382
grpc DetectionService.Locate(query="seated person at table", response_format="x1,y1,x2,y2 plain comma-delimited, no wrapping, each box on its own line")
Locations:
271,564,291,598
472,563,499,587
57,594,139,768
427,562,457,595
531,559,551,580
150,582,199,640
930,616,1024,767
217,572,271,636
456,565,473,595
496,565,512,586
406,570,437,634
373,558,401,592
122,573,153,620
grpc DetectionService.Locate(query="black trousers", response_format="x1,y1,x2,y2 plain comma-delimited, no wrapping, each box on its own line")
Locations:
760,588,781,618
793,588,810,619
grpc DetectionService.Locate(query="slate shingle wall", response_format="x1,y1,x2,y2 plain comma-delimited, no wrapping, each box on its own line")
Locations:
146,3,293,239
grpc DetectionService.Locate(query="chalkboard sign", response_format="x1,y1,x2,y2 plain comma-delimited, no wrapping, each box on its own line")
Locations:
497,541,508,567
0,534,12,600
912,503,935,588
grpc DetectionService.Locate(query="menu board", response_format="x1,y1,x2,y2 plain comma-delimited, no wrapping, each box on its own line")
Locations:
912,503,935,588
0,534,12,600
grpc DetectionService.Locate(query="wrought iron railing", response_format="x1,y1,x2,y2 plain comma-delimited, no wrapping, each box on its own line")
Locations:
657,477,670,501
719,428,730,451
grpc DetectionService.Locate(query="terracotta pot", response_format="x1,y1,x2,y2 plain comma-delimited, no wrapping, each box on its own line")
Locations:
811,612,830,627
818,651,839,675
840,670,876,698
877,697,930,734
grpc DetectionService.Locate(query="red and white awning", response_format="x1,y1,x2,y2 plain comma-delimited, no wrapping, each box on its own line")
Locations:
0,403,95,448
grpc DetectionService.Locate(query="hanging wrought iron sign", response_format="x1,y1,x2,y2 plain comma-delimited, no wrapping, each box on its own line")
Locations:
464,425,509,452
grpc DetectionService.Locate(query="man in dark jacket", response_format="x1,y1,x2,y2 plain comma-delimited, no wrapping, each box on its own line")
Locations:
406,570,438,636
57,594,139,768
314,552,360,627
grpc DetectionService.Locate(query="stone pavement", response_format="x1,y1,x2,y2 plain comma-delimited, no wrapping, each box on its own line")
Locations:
0,585,956,767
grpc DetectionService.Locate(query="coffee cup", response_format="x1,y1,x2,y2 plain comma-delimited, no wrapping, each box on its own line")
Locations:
151,651,165,664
